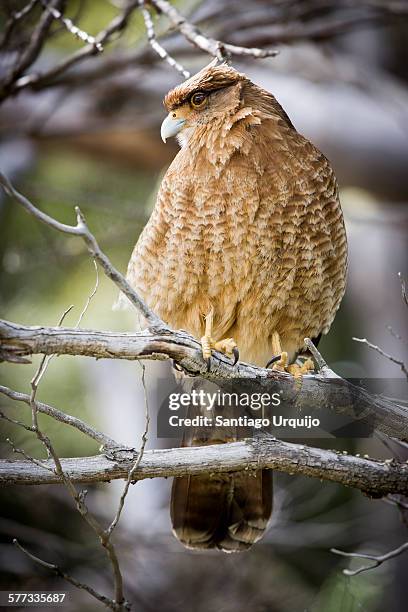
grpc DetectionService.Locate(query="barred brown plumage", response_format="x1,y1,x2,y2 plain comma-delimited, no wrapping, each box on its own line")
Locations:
124,61,347,551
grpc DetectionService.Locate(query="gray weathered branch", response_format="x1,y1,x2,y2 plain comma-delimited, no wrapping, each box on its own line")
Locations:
1,436,407,497
1,319,407,443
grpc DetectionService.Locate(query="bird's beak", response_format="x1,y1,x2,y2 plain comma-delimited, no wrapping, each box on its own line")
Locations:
160,114,186,143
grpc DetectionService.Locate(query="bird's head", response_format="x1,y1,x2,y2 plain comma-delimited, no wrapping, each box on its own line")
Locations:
160,61,247,146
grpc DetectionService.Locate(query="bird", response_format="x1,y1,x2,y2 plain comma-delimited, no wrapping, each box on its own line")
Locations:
124,60,347,552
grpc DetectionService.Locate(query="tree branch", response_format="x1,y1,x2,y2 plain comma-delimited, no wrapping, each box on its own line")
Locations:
1,436,407,497
1,319,407,442
353,336,408,379
331,541,408,576
0,385,120,449
0,0,141,99
148,0,278,60
140,1,190,79
13,538,122,611
4,308,129,609
0,172,165,330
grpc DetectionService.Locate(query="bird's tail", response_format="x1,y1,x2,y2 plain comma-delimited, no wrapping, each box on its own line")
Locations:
170,385,272,552
171,466,272,552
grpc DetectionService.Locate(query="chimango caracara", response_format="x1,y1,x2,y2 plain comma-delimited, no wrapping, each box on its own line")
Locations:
125,62,348,552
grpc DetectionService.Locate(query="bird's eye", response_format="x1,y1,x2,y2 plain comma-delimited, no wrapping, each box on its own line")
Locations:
191,92,206,108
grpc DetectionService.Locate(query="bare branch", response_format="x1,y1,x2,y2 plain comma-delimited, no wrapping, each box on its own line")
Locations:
140,1,190,79
0,0,64,98
13,539,122,611
8,309,129,609
1,436,407,497
2,320,407,442
331,542,408,576
148,0,279,60
0,385,120,449
0,1,141,98
0,410,33,433
2,0,407,98
0,172,165,330
304,337,329,373
39,0,103,50
76,259,99,328
353,336,408,379
17,404,128,609
0,0,39,50
6,437,55,473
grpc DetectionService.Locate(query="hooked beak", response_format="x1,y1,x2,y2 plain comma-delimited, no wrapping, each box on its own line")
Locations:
160,113,186,143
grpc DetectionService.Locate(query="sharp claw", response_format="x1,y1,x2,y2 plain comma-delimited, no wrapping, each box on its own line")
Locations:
232,346,239,366
206,357,212,372
266,354,281,368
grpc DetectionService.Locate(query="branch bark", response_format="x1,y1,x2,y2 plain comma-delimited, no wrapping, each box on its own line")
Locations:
1,437,407,497
1,319,407,442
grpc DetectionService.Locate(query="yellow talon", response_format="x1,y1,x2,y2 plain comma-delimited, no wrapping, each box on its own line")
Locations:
269,332,314,378
214,338,237,358
272,350,289,372
201,307,239,365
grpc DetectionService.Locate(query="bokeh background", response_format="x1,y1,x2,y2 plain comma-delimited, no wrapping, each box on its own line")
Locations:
0,1,407,611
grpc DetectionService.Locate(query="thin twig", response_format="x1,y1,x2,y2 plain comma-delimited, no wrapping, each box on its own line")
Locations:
106,362,150,537
28,306,74,460
0,172,165,330
0,410,33,432
39,0,103,50
0,0,64,98
140,2,190,79
0,385,120,449
331,542,408,576
7,0,141,95
6,437,55,473
149,0,279,60
353,336,408,379
11,308,129,610
304,337,329,372
13,539,119,611
76,259,99,327
0,0,39,49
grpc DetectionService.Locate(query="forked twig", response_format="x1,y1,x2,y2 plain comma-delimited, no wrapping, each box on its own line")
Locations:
331,542,408,576
353,336,408,378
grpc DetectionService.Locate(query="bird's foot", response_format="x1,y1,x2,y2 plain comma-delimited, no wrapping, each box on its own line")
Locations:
201,306,239,370
270,351,289,372
286,358,314,377
201,334,239,370
266,331,314,378
266,353,314,377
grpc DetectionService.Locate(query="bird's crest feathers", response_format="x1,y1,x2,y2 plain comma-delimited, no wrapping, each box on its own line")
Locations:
164,63,247,111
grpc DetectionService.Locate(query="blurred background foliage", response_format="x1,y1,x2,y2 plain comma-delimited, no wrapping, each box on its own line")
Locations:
0,1,407,611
